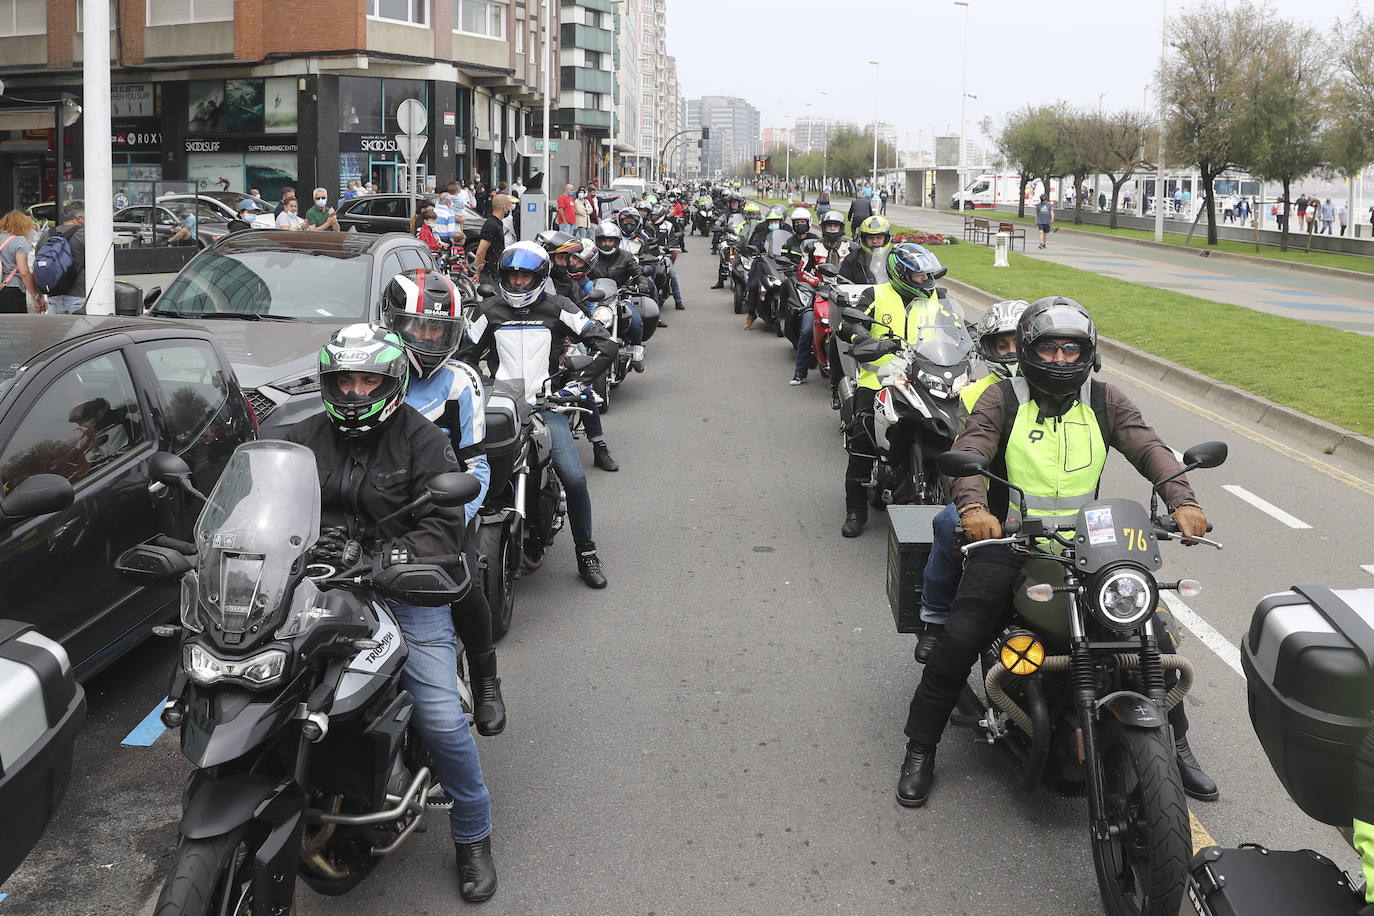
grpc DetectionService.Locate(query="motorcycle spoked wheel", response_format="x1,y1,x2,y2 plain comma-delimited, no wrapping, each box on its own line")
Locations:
155,824,265,916
593,370,611,412
477,522,517,640
1090,722,1190,916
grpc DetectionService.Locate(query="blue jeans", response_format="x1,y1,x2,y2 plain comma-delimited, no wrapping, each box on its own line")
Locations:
390,602,491,843
579,393,604,440
919,504,962,626
658,261,682,305
48,294,85,314
544,412,592,546
793,308,814,378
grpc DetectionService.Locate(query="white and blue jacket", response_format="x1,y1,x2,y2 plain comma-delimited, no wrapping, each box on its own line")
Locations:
404,358,491,525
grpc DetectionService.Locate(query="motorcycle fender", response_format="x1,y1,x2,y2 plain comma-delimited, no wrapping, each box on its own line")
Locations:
179,772,303,839
1095,690,1166,729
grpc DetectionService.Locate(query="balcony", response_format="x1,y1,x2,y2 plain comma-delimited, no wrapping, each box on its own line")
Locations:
560,66,612,93
561,22,611,53
553,107,612,130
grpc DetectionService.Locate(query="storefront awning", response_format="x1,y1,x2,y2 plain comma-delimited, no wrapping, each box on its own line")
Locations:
0,96,82,132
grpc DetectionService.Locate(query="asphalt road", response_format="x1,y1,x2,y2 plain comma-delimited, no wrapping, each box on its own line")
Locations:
7,239,1374,915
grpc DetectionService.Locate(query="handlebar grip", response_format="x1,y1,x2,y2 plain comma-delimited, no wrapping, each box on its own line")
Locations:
153,535,197,555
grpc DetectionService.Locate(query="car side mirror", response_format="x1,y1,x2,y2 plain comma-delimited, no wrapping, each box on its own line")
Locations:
939,450,990,478
0,474,73,523
427,472,482,508
143,287,162,307
150,452,192,487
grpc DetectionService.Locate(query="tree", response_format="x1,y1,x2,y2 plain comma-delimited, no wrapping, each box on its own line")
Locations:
1054,108,1095,225
1081,110,1154,229
1329,12,1374,234
990,104,1066,217
1163,0,1269,245
1233,20,1327,251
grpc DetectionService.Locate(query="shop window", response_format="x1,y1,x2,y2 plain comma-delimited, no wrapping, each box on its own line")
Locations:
340,77,383,134
383,79,427,135
368,0,426,26
456,0,504,39
0,0,45,36
146,0,234,26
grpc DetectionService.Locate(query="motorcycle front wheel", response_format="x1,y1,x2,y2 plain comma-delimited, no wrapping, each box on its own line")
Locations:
155,825,263,916
732,277,745,314
1090,723,1189,916
477,522,517,640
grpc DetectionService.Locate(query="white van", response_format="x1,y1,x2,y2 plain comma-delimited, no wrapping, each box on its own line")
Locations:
609,177,646,201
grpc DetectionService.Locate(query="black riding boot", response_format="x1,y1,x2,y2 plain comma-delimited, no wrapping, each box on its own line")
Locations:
467,648,506,737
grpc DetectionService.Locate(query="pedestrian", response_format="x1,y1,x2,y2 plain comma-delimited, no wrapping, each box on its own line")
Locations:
0,209,47,314
1295,193,1309,230
274,187,295,218
275,197,306,230
44,201,86,314
574,187,594,238
248,188,264,203
1034,194,1053,249
473,194,513,287
475,182,491,217
1320,198,1334,235
1173,186,1183,213
459,182,477,212
434,192,459,247
556,184,577,234
1306,198,1318,235
167,206,198,245
879,186,889,216
305,188,340,231
1339,202,1348,236
416,206,444,254
511,176,526,198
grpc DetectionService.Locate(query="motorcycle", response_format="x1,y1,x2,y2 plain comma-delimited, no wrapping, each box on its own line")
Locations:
939,441,1228,916
842,302,976,505
624,238,672,310
582,279,658,412
116,443,482,915
693,204,717,237
805,262,843,378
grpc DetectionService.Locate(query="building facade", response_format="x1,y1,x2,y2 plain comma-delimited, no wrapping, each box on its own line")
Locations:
608,0,640,178
0,0,561,213
549,0,613,186
691,95,758,178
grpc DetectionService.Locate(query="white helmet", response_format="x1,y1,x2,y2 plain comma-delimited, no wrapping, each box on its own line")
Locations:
977,299,1030,378
788,207,812,235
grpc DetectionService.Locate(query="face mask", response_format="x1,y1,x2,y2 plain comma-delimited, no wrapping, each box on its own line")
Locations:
425,220,436,227
578,192,586,199
315,198,327,206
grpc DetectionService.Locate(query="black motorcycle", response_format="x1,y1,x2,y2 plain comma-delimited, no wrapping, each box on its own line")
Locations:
117,443,481,915
940,442,1227,916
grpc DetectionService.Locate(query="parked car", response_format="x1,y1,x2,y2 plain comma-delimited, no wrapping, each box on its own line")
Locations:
112,204,231,250
0,315,257,679
138,229,437,438
156,193,240,221
334,193,485,242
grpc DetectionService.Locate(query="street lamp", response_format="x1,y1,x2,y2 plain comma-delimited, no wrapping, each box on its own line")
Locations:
955,1,970,189
820,90,830,191
868,60,880,196
1154,0,1167,241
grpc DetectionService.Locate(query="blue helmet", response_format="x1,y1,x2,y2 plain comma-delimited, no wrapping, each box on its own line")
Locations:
497,242,551,310
887,243,947,297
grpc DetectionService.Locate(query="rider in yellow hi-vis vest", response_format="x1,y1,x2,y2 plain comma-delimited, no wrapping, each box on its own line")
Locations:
836,243,953,538
895,297,1217,810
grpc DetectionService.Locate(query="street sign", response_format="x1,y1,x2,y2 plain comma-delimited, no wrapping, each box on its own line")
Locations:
396,98,427,136
503,139,516,164
395,134,427,163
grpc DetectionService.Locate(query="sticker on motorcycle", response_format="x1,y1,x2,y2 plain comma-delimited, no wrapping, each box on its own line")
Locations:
1084,506,1117,546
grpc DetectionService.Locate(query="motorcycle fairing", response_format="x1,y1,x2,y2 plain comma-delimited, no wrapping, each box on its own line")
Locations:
180,671,312,769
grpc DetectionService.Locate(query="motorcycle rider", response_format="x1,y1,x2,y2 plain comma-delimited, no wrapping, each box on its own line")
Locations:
712,192,745,254
381,271,509,736
457,242,618,588
791,210,854,386
911,299,1028,664
895,296,1218,808
590,221,656,350
824,216,896,409
836,243,955,538
712,201,761,290
285,324,499,902
647,203,687,310
742,206,791,330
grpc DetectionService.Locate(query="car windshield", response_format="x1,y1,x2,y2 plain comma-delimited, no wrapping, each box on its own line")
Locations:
151,247,373,322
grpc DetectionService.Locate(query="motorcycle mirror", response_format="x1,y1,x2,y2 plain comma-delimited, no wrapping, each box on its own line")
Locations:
150,451,192,486
0,474,73,524
477,282,496,298
564,353,596,373
1182,441,1228,469
426,472,482,508
585,288,608,302
816,263,839,278
938,450,989,478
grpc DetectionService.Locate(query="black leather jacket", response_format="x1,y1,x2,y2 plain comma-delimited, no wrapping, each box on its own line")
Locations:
589,247,647,289
838,245,888,284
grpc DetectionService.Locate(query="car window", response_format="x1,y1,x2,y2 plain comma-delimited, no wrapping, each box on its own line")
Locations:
115,206,149,223
142,341,228,450
397,247,429,272
368,198,406,219
0,352,147,494
152,247,374,322
156,209,182,227
379,252,404,283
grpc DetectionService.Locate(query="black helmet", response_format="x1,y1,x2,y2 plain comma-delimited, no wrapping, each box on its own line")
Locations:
1016,297,1098,397
319,324,410,438
536,229,581,279
381,270,467,378
616,207,643,238
887,243,947,298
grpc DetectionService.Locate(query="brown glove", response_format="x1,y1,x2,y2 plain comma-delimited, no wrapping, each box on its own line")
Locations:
1171,503,1208,544
959,504,1002,542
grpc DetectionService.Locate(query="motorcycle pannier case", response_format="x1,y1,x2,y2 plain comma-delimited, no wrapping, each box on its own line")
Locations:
1241,585,1374,826
1186,844,1362,915
885,505,943,634
0,620,86,884
483,383,524,499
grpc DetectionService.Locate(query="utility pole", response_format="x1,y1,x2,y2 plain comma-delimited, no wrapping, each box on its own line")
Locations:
84,0,113,313
1154,0,1167,242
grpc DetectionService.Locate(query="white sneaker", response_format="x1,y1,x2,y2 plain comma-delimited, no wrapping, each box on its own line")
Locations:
789,375,804,386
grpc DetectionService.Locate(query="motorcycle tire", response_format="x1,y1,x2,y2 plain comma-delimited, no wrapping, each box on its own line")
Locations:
154,824,262,916
732,278,744,314
1090,723,1190,916
593,371,611,412
477,522,517,640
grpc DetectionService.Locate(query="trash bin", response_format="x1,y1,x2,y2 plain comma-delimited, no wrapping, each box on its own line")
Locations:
994,232,1011,267
113,281,142,316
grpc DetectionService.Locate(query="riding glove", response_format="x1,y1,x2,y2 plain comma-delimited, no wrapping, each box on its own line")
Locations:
959,505,1002,542
310,526,350,563
1171,502,1208,544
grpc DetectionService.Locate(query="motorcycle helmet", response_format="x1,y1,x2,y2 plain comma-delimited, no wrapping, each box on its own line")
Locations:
1016,296,1099,397
595,221,624,255
727,194,744,213
568,239,598,280
496,241,551,310
788,207,812,236
616,207,644,238
976,299,1030,379
887,243,947,298
742,201,762,220
634,199,653,219
857,215,893,253
650,203,668,223
819,210,846,244
381,270,467,378
536,229,582,278
319,324,409,438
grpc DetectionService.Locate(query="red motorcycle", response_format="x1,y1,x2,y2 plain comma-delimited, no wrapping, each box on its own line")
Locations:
796,261,843,378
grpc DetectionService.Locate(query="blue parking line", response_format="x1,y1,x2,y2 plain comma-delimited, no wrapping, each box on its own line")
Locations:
1,892,8,902
121,697,169,747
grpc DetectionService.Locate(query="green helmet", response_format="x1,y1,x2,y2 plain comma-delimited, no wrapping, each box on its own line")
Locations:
742,201,762,219
887,243,947,299
319,323,410,438
858,215,893,253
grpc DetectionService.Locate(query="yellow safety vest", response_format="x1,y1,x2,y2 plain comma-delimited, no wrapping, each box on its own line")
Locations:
1001,377,1107,520
958,372,998,417
856,284,950,391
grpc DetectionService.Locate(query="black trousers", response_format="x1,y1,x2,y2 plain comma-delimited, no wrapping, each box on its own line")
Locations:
844,387,876,514
451,518,495,674
905,544,1190,748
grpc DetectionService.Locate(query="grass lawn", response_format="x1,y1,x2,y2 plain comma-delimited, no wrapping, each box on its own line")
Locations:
965,209,1374,276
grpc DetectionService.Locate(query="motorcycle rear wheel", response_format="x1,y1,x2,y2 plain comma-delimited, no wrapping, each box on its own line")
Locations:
1090,723,1189,916
154,825,262,916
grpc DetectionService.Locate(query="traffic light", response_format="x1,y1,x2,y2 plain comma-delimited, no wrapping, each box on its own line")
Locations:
700,127,710,140
754,155,764,174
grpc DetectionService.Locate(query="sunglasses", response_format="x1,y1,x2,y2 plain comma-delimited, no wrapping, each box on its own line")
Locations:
1034,341,1084,358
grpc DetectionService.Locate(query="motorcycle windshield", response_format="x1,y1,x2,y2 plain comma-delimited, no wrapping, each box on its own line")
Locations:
194,441,321,641
909,306,974,369
765,228,791,259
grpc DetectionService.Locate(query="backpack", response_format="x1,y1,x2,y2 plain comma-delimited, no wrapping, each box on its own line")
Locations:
32,229,75,294
818,191,830,205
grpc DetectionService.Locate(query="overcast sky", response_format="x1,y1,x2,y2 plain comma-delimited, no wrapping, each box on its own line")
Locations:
668,0,1362,153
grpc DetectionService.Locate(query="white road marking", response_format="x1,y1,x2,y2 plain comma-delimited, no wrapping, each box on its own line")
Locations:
1363,565,1374,578
1221,484,1312,530
1160,591,1243,678
1170,447,1184,463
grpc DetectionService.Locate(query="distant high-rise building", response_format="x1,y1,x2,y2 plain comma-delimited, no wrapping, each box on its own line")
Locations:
691,96,760,177
763,127,791,151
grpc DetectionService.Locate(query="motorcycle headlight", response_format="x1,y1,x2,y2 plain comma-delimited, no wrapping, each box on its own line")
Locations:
1089,565,1158,631
592,304,616,329
999,631,1045,676
183,643,287,689
916,369,954,397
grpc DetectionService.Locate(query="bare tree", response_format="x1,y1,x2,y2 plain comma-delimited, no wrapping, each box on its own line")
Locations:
1054,108,1095,225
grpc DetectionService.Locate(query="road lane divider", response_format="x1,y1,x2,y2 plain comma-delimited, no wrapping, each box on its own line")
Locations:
1220,485,1312,529
1160,591,1243,678
1191,810,1218,853
1363,565,1374,577
122,697,169,747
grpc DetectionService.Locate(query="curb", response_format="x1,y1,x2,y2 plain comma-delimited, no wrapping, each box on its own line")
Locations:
940,276,1374,477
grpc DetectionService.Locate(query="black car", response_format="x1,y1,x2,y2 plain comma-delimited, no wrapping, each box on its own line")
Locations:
334,193,485,241
0,316,257,679
138,229,436,438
